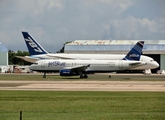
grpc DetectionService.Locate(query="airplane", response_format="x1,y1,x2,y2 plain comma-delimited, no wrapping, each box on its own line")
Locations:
29,41,157,78
17,32,159,71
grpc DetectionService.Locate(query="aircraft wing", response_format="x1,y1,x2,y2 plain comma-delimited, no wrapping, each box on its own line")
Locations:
46,54,75,59
16,56,38,63
64,64,90,71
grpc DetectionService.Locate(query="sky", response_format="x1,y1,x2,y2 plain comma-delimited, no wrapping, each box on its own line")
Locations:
0,0,165,53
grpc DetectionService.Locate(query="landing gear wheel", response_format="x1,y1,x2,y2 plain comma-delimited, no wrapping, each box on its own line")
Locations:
84,74,88,78
80,75,83,79
43,72,46,78
80,74,88,79
43,75,46,78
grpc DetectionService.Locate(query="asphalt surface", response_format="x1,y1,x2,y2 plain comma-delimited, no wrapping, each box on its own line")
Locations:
0,80,165,92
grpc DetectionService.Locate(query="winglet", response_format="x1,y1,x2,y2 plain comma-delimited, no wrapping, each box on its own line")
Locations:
123,41,144,61
22,32,48,56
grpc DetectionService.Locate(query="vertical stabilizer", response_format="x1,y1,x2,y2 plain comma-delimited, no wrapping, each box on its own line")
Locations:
22,32,48,56
123,41,144,61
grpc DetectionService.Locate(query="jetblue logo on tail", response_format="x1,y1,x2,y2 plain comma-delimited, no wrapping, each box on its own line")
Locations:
129,54,139,58
123,41,144,61
25,37,43,53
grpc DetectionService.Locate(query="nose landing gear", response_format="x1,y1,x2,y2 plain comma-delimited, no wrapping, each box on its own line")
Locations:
43,72,46,78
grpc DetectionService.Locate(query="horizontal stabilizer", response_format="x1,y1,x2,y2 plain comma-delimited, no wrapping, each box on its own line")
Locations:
129,61,146,68
16,56,38,63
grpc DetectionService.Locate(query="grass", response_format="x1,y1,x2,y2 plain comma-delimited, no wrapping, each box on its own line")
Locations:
0,73,165,81
0,74,165,119
0,91,165,120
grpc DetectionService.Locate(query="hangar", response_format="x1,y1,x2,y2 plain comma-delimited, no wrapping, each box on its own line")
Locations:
64,40,165,73
0,42,9,73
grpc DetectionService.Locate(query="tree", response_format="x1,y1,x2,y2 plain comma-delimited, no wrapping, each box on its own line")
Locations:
8,50,15,65
8,50,31,65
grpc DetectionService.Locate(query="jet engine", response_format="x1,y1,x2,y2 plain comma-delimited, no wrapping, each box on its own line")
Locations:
59,69,79,76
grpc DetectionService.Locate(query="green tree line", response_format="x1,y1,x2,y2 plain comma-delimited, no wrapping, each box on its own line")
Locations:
8,50,31,65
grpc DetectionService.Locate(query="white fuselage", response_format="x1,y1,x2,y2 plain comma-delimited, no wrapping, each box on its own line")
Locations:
30,59,155,73
28,54,159,70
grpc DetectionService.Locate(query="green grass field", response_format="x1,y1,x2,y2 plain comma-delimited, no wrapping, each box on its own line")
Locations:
0,74,165,119
0,91,165,120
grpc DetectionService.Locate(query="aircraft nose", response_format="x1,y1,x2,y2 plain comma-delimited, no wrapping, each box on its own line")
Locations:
153,61,159,69
29,65,33,70
29,64,35,70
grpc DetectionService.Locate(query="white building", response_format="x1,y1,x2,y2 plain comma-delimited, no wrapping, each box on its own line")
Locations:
0,42,9,73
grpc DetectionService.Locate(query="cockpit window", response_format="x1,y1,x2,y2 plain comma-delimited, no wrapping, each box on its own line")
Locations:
150,59,155,62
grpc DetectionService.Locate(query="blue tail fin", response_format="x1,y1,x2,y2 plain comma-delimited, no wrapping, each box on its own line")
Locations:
123,41,144,61
22,32,48,56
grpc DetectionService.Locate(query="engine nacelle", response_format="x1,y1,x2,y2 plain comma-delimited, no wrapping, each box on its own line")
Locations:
59,69,79,76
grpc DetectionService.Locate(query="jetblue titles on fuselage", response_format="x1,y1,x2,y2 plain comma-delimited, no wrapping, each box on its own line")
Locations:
48,61,66,67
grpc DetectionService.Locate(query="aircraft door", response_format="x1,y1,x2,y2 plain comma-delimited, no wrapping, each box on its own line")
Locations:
41,61,46,68
119,60,123,68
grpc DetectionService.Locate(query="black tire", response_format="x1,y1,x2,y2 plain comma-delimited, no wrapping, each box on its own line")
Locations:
84,74,88,78
80,75,83,79
43,75,46,78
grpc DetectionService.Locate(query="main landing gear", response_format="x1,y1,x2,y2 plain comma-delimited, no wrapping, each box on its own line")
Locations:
80,74,88,79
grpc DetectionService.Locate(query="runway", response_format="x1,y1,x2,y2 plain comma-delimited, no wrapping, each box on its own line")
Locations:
0,80,165,92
